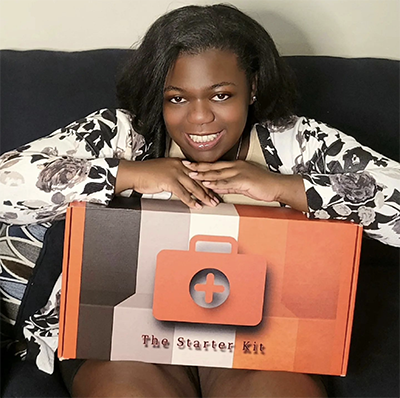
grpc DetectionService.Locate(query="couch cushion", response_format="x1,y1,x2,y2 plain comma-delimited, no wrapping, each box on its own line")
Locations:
0,49,131,154
285,56,399,162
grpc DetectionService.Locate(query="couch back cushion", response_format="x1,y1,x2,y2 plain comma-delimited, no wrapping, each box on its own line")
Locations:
1,50,399,161
285,56,399,162
1,50,129,153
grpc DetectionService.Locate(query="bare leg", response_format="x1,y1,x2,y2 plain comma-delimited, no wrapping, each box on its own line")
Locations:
72,360,200,398
198,367,327,398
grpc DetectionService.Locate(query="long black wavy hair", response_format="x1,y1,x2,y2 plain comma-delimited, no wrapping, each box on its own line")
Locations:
116,4,297,158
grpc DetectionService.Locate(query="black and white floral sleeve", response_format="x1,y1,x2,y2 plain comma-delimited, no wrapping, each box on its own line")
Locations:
266,116,400,247
0,108,146,225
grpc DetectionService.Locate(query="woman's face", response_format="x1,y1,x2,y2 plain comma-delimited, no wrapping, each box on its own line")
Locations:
163,49,254,163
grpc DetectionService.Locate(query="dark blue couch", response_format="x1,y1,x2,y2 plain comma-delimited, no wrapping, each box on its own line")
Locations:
0,50,399,397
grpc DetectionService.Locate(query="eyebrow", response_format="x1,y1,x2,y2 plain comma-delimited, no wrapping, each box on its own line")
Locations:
163,81,237,93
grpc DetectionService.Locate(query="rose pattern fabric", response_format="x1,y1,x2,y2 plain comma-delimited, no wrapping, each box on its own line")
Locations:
36,157,91,193
330,172,378,203
0,108,399,374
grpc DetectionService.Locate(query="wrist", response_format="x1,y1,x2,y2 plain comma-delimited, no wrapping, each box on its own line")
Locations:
115,159,138,195
275,174,308,212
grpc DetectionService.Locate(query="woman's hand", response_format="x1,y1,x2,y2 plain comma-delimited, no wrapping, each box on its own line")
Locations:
115,158,219,209
183,160,308,212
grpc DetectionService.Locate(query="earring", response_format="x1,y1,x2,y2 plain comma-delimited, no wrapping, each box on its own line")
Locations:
252,95,257,102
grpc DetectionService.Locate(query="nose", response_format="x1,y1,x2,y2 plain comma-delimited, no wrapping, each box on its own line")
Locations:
187,100,215,125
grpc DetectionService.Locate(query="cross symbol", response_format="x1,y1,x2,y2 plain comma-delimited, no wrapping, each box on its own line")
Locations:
194,272,225,304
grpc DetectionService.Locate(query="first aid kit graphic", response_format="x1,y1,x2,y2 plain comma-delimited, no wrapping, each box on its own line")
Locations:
153,235,267,326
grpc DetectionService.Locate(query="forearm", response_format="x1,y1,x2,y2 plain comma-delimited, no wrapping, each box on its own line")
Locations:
302,170,400,247
0,152,119,224
0,109,137,224
279,117,400,247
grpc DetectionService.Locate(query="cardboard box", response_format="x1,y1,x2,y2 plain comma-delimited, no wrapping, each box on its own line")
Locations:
58,198,362,376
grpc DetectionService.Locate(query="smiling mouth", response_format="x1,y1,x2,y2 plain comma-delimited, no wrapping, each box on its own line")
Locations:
185,131,225,152
188,133,220,143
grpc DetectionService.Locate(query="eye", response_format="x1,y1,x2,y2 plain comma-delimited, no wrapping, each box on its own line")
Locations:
212,93,230,102
169,96,187,104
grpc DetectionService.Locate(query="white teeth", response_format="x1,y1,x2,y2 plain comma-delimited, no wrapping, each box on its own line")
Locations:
189,133,219,143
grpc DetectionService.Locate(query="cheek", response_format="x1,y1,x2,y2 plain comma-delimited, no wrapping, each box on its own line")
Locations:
219,102,249,127
163,106,184,131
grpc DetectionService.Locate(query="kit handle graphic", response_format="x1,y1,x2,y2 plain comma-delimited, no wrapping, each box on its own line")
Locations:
189,235,238,254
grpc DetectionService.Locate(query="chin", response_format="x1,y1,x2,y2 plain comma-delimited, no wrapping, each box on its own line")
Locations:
191,152,221,163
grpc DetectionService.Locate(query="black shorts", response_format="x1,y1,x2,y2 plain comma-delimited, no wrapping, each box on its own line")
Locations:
58,358,87,395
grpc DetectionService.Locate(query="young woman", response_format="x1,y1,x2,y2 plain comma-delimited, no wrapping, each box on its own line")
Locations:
1,4,399,397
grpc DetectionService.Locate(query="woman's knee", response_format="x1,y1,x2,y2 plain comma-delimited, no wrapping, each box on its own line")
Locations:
198,367,327,398
71,361,154,397
71,360,200,398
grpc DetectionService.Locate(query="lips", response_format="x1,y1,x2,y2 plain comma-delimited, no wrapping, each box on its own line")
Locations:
185,130,224,150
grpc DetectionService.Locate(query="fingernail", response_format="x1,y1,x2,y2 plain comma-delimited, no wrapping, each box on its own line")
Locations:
182,160,191,166
210,199,218,206
195,202,202,209
213,196,220,204
203,181,211,185
189,172,198,177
